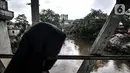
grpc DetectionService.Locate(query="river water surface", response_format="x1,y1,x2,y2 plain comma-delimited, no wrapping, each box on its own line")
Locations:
50,39,130,73
2,39,130,73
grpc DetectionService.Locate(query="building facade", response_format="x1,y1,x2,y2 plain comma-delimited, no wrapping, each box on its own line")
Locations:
60,14,69,25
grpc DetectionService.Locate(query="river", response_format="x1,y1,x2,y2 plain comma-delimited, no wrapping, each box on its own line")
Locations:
1,39,130,73
50,39,130,73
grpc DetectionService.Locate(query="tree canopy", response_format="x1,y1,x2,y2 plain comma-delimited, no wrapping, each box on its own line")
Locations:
10,14,30,53
15,14,30,38
40,9,60,28
66,9,108,41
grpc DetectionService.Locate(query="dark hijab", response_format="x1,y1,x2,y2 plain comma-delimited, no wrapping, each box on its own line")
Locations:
4,22,66,73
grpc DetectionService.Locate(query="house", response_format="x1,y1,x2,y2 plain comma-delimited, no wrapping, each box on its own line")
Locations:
7,22,20,43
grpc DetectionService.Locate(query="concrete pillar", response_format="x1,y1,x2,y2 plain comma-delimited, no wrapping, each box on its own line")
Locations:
31,0,39,25
0,0,13,70
0,21,12,54
0,21,12,70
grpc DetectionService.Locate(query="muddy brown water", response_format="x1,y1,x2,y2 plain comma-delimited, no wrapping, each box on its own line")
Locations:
2,39,130,73
50,39,130,73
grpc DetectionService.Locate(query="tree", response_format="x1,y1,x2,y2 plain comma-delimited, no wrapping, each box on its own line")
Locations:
83,9,107,40
40,9,60,28
121,15,130,29
67,9,108,41
15,14,30,39
11,14,30,53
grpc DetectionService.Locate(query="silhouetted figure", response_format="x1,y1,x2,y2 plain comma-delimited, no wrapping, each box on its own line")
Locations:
4,22,66,73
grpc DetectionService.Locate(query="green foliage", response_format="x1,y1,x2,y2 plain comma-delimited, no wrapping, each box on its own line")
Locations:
15,14,30,38
66,9,130,42
65,9,108,41
15,14,28,24
121,15,130,29
11,14,30,53
40,9,60,28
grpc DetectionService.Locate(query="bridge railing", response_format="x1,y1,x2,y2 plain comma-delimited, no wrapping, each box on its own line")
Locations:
0,54,130,60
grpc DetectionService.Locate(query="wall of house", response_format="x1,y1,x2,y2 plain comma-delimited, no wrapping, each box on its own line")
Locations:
8,29,20,37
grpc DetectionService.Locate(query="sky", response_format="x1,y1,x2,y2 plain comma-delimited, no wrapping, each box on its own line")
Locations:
7,0,116,24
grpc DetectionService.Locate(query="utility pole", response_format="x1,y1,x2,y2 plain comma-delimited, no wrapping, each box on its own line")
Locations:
31,0,39,25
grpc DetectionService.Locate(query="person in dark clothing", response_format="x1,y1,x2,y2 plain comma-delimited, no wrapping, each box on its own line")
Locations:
4,22,66,73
